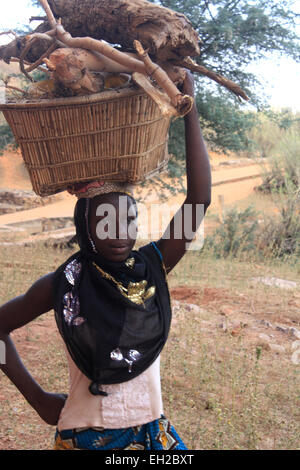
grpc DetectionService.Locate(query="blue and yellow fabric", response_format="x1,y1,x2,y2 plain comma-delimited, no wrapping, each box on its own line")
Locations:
54,415,187,450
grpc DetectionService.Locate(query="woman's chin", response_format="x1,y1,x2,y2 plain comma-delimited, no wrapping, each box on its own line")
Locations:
109,253,130,262
99,245,135,263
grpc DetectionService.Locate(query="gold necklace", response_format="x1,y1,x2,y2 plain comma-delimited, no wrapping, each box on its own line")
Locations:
92,262,155,305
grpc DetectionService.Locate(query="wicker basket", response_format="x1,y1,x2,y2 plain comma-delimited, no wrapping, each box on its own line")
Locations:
0,87,171,196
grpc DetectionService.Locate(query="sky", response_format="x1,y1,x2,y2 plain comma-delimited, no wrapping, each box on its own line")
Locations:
0,0,299,111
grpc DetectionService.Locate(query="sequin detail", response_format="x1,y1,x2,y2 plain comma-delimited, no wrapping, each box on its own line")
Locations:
64,259,82,286
110,348,142,373
63,291,85,326
125,257,135,269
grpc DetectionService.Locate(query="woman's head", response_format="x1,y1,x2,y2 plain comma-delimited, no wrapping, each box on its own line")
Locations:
75,192,138,262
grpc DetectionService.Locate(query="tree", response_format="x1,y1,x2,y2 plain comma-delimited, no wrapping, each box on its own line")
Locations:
150,0,299,155
152,0,299,96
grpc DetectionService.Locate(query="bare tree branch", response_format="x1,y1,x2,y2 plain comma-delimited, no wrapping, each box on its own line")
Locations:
25,42,57,73
30,16,47,22
10,57,49,74
19,38,40,82
0,30,18,39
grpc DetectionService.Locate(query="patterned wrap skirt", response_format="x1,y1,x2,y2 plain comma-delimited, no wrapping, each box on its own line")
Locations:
54,415,187,450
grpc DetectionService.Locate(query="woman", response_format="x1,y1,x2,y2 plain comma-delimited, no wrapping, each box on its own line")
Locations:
0,72,211,450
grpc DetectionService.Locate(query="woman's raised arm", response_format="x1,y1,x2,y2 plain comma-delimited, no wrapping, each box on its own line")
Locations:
156,71,212,272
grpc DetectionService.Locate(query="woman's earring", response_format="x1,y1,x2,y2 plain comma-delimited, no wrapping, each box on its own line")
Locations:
89,234,98,254
85,198,98,254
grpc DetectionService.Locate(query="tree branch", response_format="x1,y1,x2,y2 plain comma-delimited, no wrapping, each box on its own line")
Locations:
0,30,18,39
29,16,47,22
10,58,49,74
204,0,218,24
25,42,57,74
19,38,40,82
178,57,249,101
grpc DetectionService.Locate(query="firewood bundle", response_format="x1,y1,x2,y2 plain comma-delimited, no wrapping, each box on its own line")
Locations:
0,0,249,116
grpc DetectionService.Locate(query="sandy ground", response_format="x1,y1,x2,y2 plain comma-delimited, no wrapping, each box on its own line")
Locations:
0,149,267,230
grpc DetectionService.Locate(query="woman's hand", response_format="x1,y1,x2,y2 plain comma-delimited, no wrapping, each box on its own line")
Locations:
34,391,68,426
179,70,195,98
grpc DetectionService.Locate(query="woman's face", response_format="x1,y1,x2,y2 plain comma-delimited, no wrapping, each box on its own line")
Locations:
89,193,138,262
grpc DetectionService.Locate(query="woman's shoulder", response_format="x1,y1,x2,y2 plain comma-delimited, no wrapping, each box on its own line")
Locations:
18,271,56,321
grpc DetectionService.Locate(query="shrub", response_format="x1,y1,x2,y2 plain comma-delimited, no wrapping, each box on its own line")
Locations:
202,205,260,259
256,185,300,260
0,120,16,155
256,128,300,194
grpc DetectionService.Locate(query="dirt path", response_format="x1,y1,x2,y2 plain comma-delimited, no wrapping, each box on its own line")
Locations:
0,150,268,228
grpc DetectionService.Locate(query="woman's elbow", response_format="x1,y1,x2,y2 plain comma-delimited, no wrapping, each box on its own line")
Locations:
197,196,211,210
205,197,211,208
203,199,211,214
185,197,211,210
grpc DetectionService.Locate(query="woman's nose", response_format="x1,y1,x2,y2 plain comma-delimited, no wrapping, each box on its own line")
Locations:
115,212,128,239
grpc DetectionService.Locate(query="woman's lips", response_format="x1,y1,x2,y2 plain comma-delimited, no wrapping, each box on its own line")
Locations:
109,244,129,254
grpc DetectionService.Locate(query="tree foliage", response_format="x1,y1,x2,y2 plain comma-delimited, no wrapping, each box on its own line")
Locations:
150,0,299,155
247,108,300,159
154,0,299,93
0,121,15,155
252,110,300,197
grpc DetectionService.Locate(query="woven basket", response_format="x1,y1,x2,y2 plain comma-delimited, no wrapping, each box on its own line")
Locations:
0,87,171,196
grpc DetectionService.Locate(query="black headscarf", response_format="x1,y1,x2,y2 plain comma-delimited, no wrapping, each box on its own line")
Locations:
52,196,172,396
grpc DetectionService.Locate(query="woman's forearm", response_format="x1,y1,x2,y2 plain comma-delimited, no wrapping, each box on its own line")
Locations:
184,103,212,206
0,332,45,409
0,275,55,410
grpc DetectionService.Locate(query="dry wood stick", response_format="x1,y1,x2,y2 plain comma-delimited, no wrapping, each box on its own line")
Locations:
38,0,145,72
0,31,18,39
133,40,193,115
29,16,47,23
54,27,147,74
39,0,57,28
19,37,40,81
2,84,28,95
132,72,178,118
25,42,57,74
10,58,49,74
181,57,249,101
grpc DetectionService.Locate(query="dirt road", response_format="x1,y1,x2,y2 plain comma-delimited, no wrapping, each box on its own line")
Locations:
0,150,267,231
